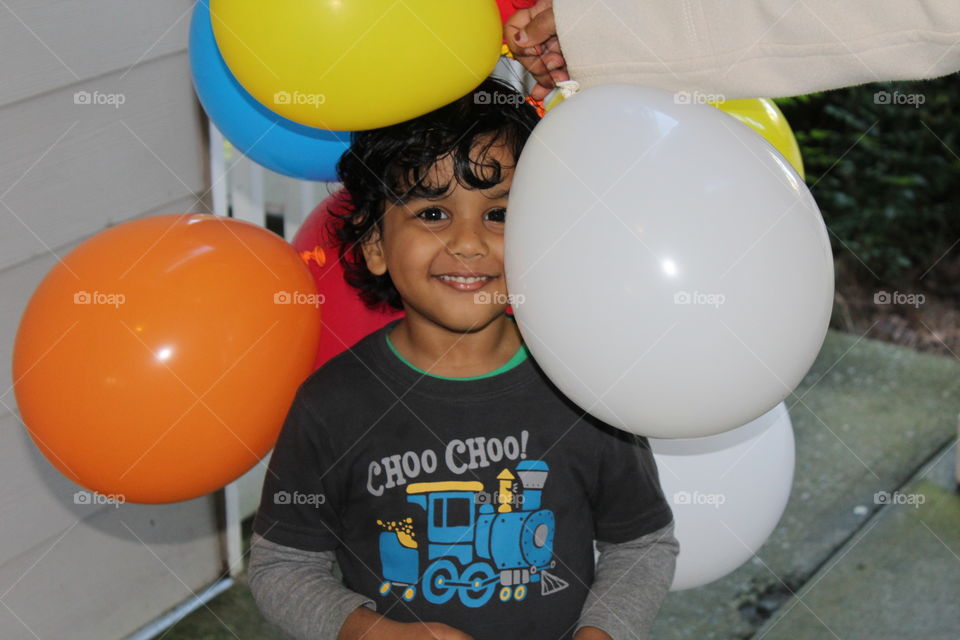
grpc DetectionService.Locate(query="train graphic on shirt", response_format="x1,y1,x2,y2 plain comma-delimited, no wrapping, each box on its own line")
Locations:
375,459,569,608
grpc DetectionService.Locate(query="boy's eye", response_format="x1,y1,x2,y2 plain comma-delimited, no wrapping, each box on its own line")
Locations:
486,207,506,223
415,207,447,222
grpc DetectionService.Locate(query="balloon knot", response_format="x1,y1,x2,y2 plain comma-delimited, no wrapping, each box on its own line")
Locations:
525,96,546,118
555,80,581,99
299,246,326,268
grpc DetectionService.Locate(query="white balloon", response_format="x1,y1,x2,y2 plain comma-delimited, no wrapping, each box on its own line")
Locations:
656,402,794,590
506,84,833,438
590,403,794,590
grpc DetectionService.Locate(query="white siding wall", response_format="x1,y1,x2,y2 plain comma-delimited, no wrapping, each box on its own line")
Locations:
0,2,225,638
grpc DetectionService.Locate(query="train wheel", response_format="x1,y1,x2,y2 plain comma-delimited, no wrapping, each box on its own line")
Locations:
459,562,496,608
498,586,513,602
402,586,416,602
513,584,527,601
378,581,391,596
422,559,458,605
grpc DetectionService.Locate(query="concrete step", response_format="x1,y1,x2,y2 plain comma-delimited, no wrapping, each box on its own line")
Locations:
651,329,960,640
754,438,959,639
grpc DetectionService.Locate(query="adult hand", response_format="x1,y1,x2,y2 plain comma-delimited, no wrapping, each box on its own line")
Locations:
397,621,476,640
339,607,474,640
573,625,614,640
504,0,570,100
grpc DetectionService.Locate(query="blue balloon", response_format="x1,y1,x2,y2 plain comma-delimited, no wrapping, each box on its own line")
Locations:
189,0,349,181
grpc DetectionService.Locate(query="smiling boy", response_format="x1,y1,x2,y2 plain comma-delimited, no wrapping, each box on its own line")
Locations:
361,135,521,379
249,76,678,640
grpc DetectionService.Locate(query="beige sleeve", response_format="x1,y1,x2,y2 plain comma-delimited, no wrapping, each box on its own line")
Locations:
552,0,960,99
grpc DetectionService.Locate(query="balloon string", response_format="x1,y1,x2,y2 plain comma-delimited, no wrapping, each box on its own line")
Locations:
300,246,326,267
498,44,579,113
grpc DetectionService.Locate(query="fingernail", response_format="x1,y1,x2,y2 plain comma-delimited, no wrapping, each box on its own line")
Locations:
515,30,527,44
546,60,560,70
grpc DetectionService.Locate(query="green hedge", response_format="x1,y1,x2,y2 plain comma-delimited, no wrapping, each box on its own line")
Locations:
775,74,960,292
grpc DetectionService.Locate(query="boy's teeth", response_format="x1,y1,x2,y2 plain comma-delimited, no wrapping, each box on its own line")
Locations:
439,275,489,283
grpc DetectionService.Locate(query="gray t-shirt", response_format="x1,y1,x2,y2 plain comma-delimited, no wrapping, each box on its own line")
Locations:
253,318,673,640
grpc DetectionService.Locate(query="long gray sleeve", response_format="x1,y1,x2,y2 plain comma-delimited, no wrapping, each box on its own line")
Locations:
248,522,678,640
573,521,680,640
247,532,376,640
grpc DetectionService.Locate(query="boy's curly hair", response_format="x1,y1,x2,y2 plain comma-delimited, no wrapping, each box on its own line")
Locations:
330,76,541,311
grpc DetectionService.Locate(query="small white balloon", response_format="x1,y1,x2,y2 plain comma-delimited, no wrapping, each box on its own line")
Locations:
654,402,795,590
591,403,794,590
506,84,833,438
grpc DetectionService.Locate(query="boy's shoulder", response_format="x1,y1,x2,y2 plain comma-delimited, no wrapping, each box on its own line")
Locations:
297,323,389,400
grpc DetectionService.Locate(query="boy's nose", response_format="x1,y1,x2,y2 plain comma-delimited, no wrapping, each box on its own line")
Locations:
445,221,489,258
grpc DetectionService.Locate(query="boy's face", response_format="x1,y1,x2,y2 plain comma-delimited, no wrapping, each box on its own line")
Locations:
362,140,516,334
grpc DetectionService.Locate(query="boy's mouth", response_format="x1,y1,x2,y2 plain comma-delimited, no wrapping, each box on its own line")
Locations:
433,273,497,291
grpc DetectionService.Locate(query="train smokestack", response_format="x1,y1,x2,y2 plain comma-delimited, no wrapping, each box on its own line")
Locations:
515,460,549,511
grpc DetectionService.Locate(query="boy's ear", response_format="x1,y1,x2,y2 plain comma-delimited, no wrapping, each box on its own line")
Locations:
361,225,387,276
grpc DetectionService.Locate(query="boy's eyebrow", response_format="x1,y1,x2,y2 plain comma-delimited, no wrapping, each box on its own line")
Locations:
397,186,510,205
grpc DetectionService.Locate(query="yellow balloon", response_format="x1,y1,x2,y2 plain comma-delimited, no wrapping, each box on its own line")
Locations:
542,91,804,179
210,0,502,131
712,98,805,180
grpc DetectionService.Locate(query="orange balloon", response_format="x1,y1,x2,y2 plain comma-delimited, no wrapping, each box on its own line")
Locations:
12,214,321,503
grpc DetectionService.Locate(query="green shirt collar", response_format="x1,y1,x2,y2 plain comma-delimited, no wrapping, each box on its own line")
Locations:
385,318,529,381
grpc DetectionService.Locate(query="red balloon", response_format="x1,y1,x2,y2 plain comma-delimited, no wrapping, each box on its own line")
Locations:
495,0,538,27
293,190,403,370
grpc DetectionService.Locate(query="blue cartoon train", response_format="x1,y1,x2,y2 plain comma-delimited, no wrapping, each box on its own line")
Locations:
376,459,569,608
